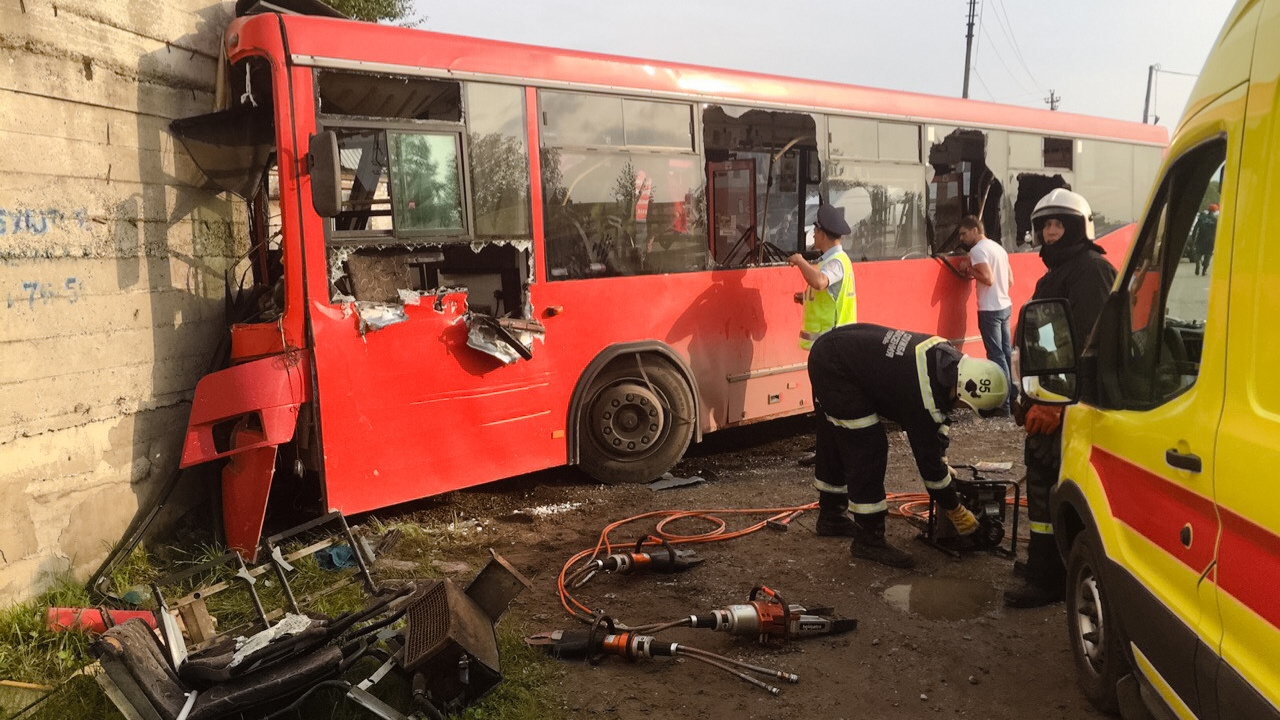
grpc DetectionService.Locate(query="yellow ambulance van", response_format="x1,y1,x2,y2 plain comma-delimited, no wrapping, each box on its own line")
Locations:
1015,0,1280,718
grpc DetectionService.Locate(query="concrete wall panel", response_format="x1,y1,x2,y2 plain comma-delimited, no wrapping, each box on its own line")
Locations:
0,0,242,599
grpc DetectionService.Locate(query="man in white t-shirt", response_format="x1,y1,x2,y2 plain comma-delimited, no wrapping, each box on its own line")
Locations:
958,215,1013,415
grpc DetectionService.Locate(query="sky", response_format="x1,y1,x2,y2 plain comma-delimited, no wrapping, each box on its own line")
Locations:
409,0,1236,128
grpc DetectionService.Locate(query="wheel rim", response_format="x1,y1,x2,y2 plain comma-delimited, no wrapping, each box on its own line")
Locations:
587,380,668,461
1073,564,1106,674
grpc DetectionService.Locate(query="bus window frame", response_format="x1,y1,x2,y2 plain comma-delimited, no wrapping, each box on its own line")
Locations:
318,115,475,247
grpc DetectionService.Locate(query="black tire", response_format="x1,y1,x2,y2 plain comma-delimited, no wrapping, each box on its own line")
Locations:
578,358,695,485
1065,532,1132,714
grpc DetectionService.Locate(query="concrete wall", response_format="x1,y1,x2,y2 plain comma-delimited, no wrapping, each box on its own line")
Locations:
0,0,245,599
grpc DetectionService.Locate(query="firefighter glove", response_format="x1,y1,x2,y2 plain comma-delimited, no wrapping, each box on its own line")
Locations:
1024,404,1063,435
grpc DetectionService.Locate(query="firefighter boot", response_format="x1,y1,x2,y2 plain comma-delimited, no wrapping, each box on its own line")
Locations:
944,503,979,536
849,512,916,569
1003,534,1065,608
815,492,858,537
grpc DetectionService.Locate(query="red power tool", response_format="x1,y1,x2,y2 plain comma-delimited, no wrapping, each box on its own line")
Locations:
687,586,857,646
569,535,703,587
527,615,798,695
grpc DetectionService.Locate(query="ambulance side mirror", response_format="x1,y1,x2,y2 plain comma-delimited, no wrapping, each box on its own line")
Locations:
1015,299,1078,405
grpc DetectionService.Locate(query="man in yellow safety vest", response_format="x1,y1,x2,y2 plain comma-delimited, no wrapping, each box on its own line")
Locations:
789,204,857,350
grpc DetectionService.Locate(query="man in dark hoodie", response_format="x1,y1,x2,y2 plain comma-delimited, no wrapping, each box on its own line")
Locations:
1005,188,1118,608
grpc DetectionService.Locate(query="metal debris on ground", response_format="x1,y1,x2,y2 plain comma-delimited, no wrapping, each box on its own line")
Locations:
79,511,531,720
972,461,1014,472
514,501,582,517
648,472,705,491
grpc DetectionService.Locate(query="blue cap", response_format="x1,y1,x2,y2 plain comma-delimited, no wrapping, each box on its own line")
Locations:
815,204,851,237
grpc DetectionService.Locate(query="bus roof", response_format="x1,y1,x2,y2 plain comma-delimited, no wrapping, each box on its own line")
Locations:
229,12,1167,146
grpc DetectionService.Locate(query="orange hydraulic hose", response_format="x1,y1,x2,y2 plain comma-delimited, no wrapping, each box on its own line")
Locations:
558,486,1033,621
558,491,965,622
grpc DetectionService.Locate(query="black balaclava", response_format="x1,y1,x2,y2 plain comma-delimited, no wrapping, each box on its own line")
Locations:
1035,214,1105,269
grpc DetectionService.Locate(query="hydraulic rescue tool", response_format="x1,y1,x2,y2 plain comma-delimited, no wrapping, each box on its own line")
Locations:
567,536,703,588
686,586,856,646
526,615,798,695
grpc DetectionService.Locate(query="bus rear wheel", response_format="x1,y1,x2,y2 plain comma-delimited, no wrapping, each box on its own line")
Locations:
579,358,695,485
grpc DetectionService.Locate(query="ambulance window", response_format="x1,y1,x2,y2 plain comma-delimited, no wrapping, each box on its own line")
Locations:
1116,139,1223,408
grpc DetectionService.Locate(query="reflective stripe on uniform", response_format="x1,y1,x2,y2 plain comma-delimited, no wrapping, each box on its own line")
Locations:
850,500,889,514
825,413,880,429
1029,521,1054,535
914,336,948,424
923,473,952,491
813,479,847,494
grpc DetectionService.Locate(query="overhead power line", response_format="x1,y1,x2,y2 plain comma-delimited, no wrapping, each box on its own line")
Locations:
991,0,1039,86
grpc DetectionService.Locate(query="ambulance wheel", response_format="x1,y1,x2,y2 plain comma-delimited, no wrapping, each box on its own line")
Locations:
1065,532,1132,714
579,358,695,485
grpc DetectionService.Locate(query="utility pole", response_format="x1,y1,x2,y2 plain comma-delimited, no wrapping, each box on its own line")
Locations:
962,0,977,98
1142,64,1159,123
1044,89,1060,111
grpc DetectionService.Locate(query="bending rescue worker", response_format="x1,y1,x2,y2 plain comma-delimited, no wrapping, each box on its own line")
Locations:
807,324,1009,568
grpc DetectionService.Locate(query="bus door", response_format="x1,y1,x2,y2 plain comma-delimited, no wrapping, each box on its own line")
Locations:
708,160,757,266
304,73,558,521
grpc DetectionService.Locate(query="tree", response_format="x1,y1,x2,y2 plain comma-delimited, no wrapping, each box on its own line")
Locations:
325,0,413,23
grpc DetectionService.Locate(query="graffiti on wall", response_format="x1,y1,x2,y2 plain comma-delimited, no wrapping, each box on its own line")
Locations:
6,278,83,309
0,208,91,236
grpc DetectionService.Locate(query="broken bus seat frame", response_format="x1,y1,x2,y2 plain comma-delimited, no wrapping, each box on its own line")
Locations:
93,511,531,720
148,512,378,651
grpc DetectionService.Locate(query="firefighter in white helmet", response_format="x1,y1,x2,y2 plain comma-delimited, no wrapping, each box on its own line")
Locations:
806,323,1008,568
1005,188,1117,608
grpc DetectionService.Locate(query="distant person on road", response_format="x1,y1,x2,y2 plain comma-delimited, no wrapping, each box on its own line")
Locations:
958,215,1014,415
1005,189,1117,609
789,204,857,350
1191,203,1219,275
806,323,1009,569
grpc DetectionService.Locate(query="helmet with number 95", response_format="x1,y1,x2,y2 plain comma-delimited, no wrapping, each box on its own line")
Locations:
955,355,1009,413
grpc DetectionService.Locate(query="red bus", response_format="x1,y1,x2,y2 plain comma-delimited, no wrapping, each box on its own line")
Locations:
172,6,1167,556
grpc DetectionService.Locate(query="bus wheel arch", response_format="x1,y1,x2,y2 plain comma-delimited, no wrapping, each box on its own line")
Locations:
569,344,700,485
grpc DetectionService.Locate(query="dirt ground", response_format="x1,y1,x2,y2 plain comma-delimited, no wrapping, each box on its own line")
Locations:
398,412,1104,720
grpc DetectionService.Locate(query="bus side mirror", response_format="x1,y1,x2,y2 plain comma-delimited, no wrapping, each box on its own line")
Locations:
309,131,341,218
1016,298,1079,405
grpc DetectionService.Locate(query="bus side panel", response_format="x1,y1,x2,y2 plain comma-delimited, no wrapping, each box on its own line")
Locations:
534,267,804,436
309,297,561,516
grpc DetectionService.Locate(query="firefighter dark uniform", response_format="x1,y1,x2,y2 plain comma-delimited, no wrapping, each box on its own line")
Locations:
1006,189,1117,608
807,324,1008,568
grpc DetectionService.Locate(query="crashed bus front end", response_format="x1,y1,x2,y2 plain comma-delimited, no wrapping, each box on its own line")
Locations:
173,12,558,558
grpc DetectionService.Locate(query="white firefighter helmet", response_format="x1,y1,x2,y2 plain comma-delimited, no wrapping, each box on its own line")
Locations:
1031,188,1095,240
956,355,1009,413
